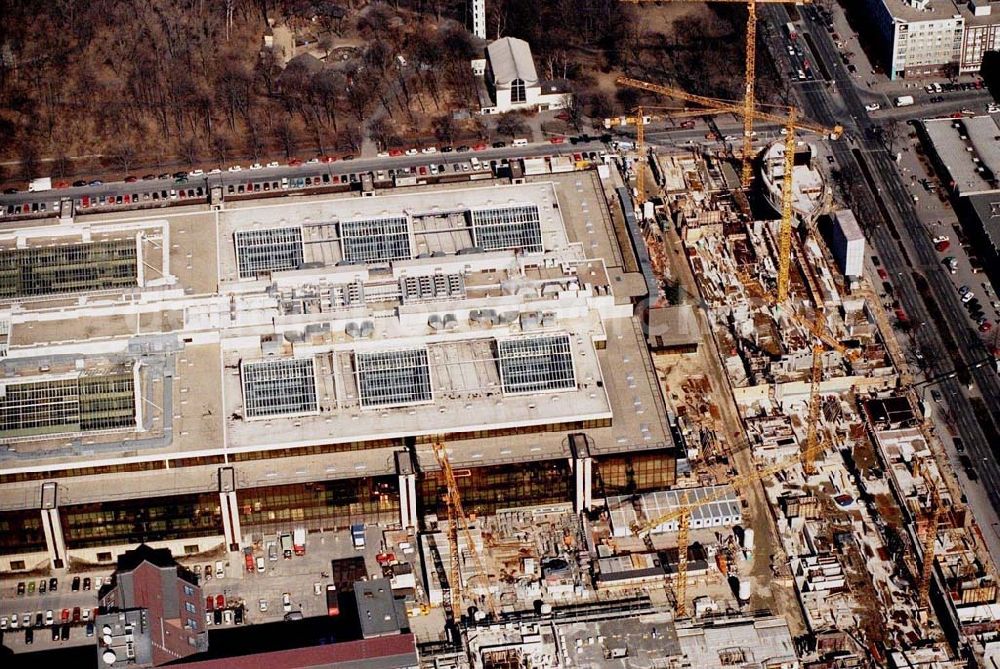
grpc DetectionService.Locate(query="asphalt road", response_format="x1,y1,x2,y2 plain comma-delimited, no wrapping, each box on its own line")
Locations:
0,141,609,213
766,5,1000,511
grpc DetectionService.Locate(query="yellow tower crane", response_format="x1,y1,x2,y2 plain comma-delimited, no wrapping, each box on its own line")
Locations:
605,107,653,204
616,77,842,303
604,107,676,206
621,0,812,187
918,474,944,607
431,440,499,622
741,271,858,472
630,431,832,616
603,106,674,295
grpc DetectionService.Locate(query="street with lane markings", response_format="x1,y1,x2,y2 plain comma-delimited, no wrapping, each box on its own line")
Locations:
762,3,1000,558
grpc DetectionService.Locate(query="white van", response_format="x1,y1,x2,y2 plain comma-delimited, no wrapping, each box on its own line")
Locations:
512,138,528,147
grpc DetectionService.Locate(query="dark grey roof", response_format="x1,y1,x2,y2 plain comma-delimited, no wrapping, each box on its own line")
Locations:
967,192,1000,252
355,578,407,638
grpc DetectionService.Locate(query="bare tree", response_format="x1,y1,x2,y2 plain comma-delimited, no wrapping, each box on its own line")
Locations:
52,151,72,178
18,141,40,181
211,135,231,167
495,111,529,138
180,137,199,167
276,118,297,159
244,130,263,162
111,143,138,176
338,124,364,153
368,117,395,151
432,114,458,144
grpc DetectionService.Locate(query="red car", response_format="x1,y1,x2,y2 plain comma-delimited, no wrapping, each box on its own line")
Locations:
125,176,138,183
472,143,487,151
54,181,69,189
555,111,570,121
288,158,303,167
123,194,131,204
215,594,225,609
418,166,427,175
206,596,214,611
60,608,70,623
549,136,565,144
877,268,888,280
72,607,81,623
935,240,950,252
244,552,255,573
980,321,993,333
389,149,403,157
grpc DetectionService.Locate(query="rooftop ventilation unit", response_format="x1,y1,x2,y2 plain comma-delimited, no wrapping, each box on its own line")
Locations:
346,321,376,339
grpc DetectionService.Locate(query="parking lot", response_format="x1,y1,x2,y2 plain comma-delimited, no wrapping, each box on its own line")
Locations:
1,524,425,652
1,574,105,652
192,524,419,629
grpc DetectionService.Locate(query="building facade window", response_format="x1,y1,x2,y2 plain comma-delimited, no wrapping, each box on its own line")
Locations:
0,509,46,555
61,492,223,549
239,477,400,535
594,450,677,496
511,78,526,104
184,601,196,614
183,584,194,597
419,459,573,517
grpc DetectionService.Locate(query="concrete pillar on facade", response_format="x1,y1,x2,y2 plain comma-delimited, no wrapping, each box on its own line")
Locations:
218,467,242,551
395,451,419,529
40,482,67,570
570,433,594,513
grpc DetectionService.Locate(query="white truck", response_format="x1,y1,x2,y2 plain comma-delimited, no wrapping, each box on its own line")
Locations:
293,527,306,556
894,95,915,107
350,523,366,550
28,177,52,192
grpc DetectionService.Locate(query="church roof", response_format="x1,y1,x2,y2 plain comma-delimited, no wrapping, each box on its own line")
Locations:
487,37,538,87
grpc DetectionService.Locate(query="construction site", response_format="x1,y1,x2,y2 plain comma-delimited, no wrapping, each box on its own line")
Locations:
407,10,1000,667
6,3,1000,669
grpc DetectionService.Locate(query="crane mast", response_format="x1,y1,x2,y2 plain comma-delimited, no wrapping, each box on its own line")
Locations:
431,440,499,622
620,0,813,186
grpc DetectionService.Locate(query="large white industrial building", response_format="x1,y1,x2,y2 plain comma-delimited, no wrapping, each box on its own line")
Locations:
0,174,676,574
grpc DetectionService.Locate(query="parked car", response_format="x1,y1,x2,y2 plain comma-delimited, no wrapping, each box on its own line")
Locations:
72,576,81,591
282,592,292,612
